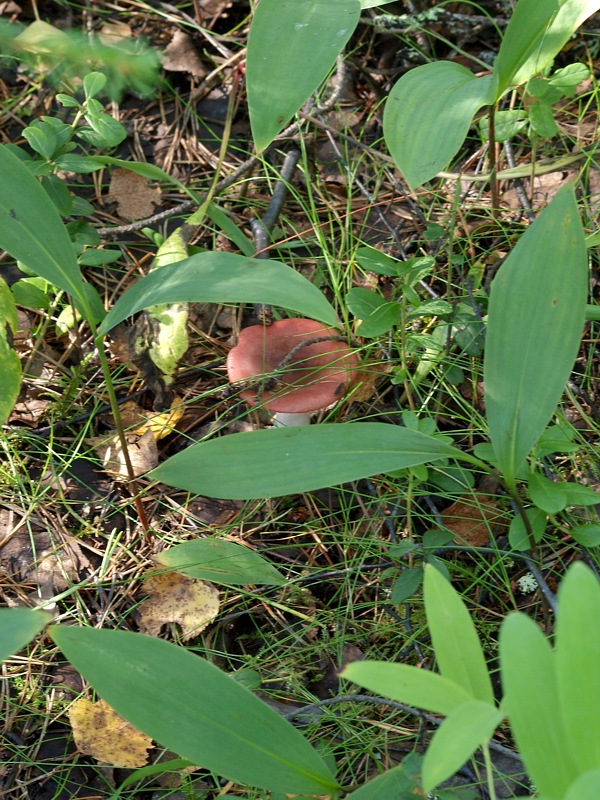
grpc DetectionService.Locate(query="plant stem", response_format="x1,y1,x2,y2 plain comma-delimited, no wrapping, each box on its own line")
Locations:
482,742,498,800
488,103,499,217
92,328,150,533
506,482,538,557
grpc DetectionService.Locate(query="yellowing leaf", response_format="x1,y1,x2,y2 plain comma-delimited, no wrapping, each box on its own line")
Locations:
69,697,153,767
138,572,219,641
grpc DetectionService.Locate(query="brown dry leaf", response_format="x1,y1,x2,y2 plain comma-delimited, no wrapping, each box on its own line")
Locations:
138,571,219,641
442,492,507,547
69,698,153,767
91,429,158,478
349,362,391,403
163,29,206,78
0,514,90,593
98,20,133,43
107,168,162,221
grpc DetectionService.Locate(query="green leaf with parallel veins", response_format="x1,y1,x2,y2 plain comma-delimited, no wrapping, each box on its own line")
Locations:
0,277,22,424
555,563,600,774
384,62,495,188
500,612,579,798
342,660,472,716
157,539,286,586
247,0,361,151
50,626,340,795
422,701,503,793
484,186,587,484
424,564,494,704
0,608,51,662
149,422,464,500
0,145,97,321
98,251,339,335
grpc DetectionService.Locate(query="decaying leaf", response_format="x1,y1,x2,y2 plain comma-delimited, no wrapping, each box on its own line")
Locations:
442,492,507,547
69,698,153,767
0,513,90,594
108,399,185,440
138,571,219,641
128,229,190,411
91,428,158,478
107,168,162,221
163,29,206,78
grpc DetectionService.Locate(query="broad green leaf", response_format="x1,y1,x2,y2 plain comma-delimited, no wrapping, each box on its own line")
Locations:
157,539,286,586
356,303,399,337
360,0,395,7
0,145,98,321
498,0,600,91
555,563,600,773
484,186,587,484
149,423,464,499
0,278,21,424
98,251,339,335
564,770,600,800
342,660,472,716
424,565,494,704
50,626,339,795
570,524,600,546
390,567,423,603
500,613,578,797
247,0,361,151
342,762,417,799
422,701,503,793
528,472,568,513
560,482,600,505
494,0,561,92
507,506,546,551
528,100,559,138
0,608,51,662
383,63,495,188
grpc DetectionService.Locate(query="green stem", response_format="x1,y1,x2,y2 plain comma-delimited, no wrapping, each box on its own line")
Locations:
92,324,150,533
482,741,498,800
506,480,538,557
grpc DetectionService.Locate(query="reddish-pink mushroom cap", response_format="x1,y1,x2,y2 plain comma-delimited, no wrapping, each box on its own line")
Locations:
226,318,360,414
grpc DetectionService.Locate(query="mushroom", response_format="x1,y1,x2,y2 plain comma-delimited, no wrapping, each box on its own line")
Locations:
227,318,360,426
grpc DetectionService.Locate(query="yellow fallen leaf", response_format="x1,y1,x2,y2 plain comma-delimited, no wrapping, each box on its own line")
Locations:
138,571,220,641
136,400,185,441
69,698,153,767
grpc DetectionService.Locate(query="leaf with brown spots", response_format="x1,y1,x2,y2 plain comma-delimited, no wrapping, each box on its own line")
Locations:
138,571,220,641
69,698,153,767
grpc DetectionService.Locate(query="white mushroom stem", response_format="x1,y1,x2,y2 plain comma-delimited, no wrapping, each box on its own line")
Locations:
273,411,312,427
